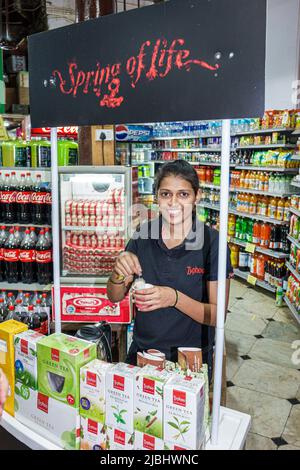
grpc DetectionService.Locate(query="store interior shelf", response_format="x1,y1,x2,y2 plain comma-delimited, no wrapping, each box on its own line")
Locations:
284,296,300,326
292,129,300,135
0,166,51,172
0,113,29,120
291,180,300,189
151,134,223,140
199,183,294,197
285,261,300,283
233,268,276,293
0,282,52,291
154,147,222,152
235,144,295,150
291,155,300,161
5,223,52,228
229,238,289,259
60,276,108,284
234,127,295,136
287,234,300,250
198,204,289,225
62,226,124,232
289,206,300,217
234,166,298,173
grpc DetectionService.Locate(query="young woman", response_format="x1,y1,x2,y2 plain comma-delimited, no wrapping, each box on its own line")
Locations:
107,160,232,380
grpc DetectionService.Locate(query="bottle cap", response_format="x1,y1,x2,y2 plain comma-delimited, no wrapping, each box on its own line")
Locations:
8,305,15,311
28,305,34,311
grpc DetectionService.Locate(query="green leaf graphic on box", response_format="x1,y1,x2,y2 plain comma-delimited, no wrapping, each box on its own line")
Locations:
61,429,77,450
168,421,180,430
20,385,30,400
30,348,37,357
15,385,21,396
15,337,20,345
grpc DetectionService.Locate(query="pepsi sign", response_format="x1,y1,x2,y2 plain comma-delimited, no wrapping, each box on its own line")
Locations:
116,125,153,142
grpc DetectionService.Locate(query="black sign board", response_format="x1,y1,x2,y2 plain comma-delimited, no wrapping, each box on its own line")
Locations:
28,0,266,127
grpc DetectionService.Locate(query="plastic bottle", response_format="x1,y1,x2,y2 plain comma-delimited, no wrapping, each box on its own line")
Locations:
16,173,32,224
7,292,15,307
230,244,239,268
5,305,18,321
250,253,258,277
36,229,53,285
19,229,36,284
4,228,20,283
284,199,290,222
29,227,38,245
249,194,257,215
253,222,261,245
247,219,254,243
35,298,49,335
2,173,16,223
239,251,249,272
31,174,46,224
0,226,7,282
269,197,278,219
241,218,248,241
257,254,265,281
228,214,236,238
0,298,7,322
277,198,284,221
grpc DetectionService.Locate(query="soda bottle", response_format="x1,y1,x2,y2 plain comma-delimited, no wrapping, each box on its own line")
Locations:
27,305,41,332
2,174,17,223
16,173,32,223
31,174,46,224
247,219,254,243
257,254,265,281
241,218,248,241
7,292,15,307
44,228,52,245
4,228,20,283
253,222,261,245
0,298,7,322
5,305,18,321
19,229,36,284
14,226,24,245
15,290,24,304
15,298,23,316
29,227,38,245
0,172,4,222
35,298,49,335
0,226,8,282
45,183,52,225
36,229,53,285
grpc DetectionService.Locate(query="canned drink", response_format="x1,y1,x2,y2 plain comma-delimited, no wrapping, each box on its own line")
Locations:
96,216,102,227
71,215,78,226
102,234,109,248
108,233,116,248
96,202,103,217
102,202,108,216
84,201,90,216
108,204,115,216
77,200,85,217
71,200,78,215
90,215,96,226
108,215,115,227
84,215,90,227
102,216,108,227
97,234,103,247
91,235,97,248
90,201,97,216
65,200,73,215
65,214,72,226
107,189,114,204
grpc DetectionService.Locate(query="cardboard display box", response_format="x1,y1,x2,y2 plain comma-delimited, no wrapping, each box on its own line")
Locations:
14,330,45,391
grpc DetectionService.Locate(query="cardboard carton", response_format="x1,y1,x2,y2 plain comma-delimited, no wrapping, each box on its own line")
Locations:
15,388,80,450
14,330,45,391
80,359,114,423
37,333,96,408
134,364,170,439
106,426,134,450
106,362,140,433
0,320,28,416
80,417,108,450
134,431,164,450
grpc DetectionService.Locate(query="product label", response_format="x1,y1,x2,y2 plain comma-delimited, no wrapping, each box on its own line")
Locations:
114,429,126,446
1,191,16,203
36,250,52,264
143,434,155,450
4,249,19,262
0,248,3,261
86,371,97,387
31,192,45,205
173,390,186,407
247,274,257,286
37,392,49,413
87,419,98,435
19,250,36,262
16,192,31,204
113,374,125,392
51,348,60,362
143,378,155,395
20,339,29,355
45,192,52,205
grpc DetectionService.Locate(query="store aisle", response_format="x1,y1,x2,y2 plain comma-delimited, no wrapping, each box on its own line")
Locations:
226,279,300,450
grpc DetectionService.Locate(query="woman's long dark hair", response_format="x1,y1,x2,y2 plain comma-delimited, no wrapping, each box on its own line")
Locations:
154,159,200,195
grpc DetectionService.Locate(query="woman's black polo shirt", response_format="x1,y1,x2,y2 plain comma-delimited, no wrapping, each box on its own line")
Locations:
126,216,233,362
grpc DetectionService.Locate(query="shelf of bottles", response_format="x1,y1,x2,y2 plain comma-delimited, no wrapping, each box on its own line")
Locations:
233,269,276,293
284,197,300,322
284,296,300,325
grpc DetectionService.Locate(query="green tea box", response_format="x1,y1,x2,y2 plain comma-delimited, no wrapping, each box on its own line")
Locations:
106,363,140,433
80,417,108,450
37,333,97,408
14,330,45,391
80,359,114,423
106,426,134,450
134,431,164,450
164,374,206,450
15,389,80,450
134,364,170,439
164,441,194,450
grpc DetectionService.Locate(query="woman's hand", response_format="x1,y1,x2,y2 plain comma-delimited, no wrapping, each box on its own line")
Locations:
0,368,9,417
133,286,177,312
113,251,142,280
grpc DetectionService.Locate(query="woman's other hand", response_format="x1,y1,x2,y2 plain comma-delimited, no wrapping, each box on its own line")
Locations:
133,286,177,311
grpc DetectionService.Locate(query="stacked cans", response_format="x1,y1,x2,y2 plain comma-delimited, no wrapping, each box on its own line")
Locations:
64,231,124,275
65,189,125,228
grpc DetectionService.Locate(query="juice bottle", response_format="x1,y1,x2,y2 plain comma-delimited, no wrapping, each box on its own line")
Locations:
244,171,250,188
257,254,265,280
241,218,248,241
277,198,284,221
57,139,78,166
240,170,245,188
260,196,268,217
261,223,271,248
228,214,236,237
263,173,269,192
250,253,258,277
253,222,261,245
256,196,262,215
230,244,239,268
284,199,290,222
269,197,278,219
259,172,264,191
249,194,257,215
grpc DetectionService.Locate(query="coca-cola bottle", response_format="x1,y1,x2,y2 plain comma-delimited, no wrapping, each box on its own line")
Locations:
0,298,7,322
44,228,52,245
7,292,15,307
35,298,49,334
31,174,46,224
2,174,17,223
45,182,52,225
0,172,4,222
27,305,41,332
17,173,32,223
36,229,53,285
4,228,20,283
29,227,38,244
19,229,36,284
0,226,8,282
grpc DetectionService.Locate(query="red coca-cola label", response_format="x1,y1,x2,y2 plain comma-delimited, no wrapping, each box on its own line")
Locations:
19,250,36,262
0,248,3,261
45,192,52,205
31,192,45,204
36,250,52,263
4,249,19,262
1,191,17,203
16,192,31,204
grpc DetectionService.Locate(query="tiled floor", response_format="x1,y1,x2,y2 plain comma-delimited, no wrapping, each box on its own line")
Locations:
226,279,300,450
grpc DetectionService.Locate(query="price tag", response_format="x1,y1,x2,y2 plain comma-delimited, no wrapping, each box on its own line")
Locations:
246,243,256,254
247,275,257,286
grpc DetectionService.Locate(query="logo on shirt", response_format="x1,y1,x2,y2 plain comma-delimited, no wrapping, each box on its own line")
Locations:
186,266,205,275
